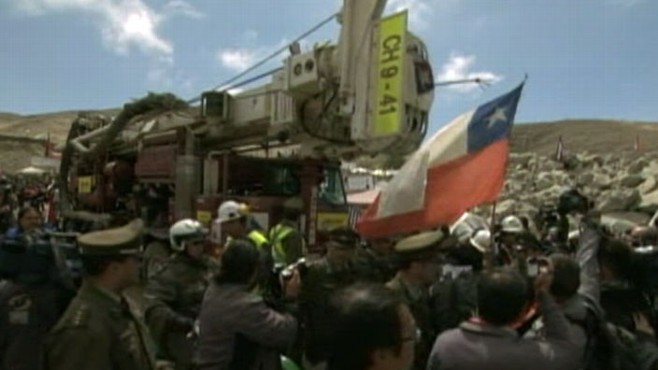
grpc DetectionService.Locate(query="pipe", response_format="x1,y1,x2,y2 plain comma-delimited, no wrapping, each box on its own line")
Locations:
69,125,111,153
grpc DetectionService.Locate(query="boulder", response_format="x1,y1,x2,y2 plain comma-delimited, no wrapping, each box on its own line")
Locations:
591,173,613,190
620,174,645,188
598,189,641,212
577,173,594,185
579,153,604,168
509,153,535,168
639,175,658,194
495,199,517,215
534,174,554,191
628,160,648,174
643,162,658,176
640,189,658,208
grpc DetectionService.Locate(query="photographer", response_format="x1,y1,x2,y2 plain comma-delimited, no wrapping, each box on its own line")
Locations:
300,227,360,369
0,234,75,370
427,265,581,370
195,239,299,370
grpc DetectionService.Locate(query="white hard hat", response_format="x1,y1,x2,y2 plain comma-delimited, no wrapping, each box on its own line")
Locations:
501,215,524,234
217,200,249,224
451,221,474,244
469,229,492,253
169,219,207,252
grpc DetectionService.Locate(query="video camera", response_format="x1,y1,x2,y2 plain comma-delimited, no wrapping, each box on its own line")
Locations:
280,258,308,281
0,233,82,286
631,246,658,293
557,188,593,215
265,258,308,306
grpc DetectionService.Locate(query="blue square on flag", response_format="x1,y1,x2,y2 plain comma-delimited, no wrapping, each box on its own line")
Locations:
467,85,523,153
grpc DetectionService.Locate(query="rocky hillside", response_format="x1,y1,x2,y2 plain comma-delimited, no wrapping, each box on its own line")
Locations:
486,150,658,233
0,109,117,172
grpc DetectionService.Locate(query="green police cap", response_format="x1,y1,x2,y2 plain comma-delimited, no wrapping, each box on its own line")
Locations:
77,219,144,256
394,230,444,257
327,227,360,248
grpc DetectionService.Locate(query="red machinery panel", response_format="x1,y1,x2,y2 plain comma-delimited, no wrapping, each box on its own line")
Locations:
135,145,177,179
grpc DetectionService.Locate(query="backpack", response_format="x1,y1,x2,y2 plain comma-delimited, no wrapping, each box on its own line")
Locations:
569,296,641,370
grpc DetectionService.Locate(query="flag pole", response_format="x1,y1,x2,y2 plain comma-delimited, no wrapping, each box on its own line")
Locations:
484,201,497,273
635,134,640,152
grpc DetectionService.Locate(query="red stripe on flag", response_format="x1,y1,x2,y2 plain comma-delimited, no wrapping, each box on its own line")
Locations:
357,139,509,238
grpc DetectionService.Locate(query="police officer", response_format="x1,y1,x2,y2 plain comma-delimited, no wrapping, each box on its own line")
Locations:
352,236,397,283
386,230,443,370
301,227,360,370
0,236,75,370
269,197,305,266
46,219,158,370
144,219,214,370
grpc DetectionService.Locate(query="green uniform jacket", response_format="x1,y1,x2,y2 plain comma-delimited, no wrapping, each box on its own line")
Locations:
46,282,157,370
386,273,435,370
144,254,214,369
352,247,397,284
142,240,171,282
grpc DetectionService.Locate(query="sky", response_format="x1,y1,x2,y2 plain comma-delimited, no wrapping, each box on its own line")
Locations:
1,0,657,136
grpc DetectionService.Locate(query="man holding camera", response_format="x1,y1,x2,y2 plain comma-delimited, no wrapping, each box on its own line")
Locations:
0,233,75,370
427,265,581,370
195,239,300,370
300,227,360,370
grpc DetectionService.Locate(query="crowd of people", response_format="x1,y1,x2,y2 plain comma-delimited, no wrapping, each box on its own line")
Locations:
2,186,658,370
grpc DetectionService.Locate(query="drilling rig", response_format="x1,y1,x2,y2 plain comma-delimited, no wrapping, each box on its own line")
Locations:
58,0,435,250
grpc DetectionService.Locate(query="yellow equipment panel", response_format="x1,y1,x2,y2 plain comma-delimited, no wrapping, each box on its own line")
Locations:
373,11,408,136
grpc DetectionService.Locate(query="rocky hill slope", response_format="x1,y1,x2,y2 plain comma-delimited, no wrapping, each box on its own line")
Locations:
493,150,658,230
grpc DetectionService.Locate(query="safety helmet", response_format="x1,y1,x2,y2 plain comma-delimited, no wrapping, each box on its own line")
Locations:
501,215,524,234
469,229,492,253
169,219,207,252
217,200,249,224
450,213,487,244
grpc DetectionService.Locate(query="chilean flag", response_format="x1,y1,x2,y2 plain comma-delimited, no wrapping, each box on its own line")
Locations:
357,83,524,238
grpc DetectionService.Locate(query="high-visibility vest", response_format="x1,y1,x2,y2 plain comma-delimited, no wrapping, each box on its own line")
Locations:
247,229,269,250
269,223,295,265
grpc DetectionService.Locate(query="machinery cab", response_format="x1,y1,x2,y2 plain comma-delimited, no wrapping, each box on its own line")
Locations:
195,152,349,253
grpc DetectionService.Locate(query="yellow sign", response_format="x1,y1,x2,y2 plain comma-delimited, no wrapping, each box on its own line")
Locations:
374,11,408,136
196,211,212,225
317,212,348,231
77,176,93,194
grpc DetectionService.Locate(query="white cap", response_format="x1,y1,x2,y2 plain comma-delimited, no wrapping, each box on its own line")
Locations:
469,229,492,253
217,200,249,223
501,215,524,234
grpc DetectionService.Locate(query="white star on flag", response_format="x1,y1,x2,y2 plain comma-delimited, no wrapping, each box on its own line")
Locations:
486,107,508,128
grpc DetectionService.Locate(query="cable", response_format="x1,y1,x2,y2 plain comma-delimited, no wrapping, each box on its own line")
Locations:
434,77,493,88
186,67,283,104
187,12,339,105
